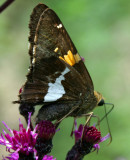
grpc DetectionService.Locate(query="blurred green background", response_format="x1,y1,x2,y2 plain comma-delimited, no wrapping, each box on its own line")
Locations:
0,0,130,159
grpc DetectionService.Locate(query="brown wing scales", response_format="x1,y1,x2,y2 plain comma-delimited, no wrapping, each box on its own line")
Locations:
16,4,94,104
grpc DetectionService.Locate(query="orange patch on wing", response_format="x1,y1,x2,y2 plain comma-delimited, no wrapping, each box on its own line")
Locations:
59,56,65,62
64,55,73,66
59,50,81,66
74,53,81,62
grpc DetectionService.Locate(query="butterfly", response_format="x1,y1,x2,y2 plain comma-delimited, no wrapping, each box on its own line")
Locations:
14,3,105,124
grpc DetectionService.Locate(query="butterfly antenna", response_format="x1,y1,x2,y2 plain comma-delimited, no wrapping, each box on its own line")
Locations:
102,103,114,144
99,103,114,123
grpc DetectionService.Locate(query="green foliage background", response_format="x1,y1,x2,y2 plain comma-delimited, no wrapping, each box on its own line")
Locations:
0,0,130,159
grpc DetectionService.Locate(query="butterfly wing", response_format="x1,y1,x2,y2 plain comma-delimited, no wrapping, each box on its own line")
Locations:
28,4,48,62
17,4,94,104
33,4,94,89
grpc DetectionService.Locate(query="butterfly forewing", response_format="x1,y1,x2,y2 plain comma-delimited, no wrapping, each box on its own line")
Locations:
28,4,48,62
18,4,94,104
33,4,94,90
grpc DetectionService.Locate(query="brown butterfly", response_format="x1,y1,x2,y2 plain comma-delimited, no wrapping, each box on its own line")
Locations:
14,4,104,124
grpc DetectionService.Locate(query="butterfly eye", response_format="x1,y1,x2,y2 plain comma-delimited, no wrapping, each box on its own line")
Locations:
98,99,105,106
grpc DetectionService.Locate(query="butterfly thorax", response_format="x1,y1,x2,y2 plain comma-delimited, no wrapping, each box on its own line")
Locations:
70,91,104,117
94,91,104,106
70,92,96,117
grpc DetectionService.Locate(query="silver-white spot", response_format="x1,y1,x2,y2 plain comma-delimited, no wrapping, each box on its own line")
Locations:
33,45,36,55
80,93,82,96
57,24,62,29
33,47,35,55
44,67,70,102
32,58,35,64
34,35,37,42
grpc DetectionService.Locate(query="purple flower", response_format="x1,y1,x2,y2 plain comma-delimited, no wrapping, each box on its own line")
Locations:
35,120,56,159
37,120,56,140
73,120,110,151
73,122,84,143
66,120,110,160
3,153,57,160
0,113,38,156
42,155,56,160
93,134,110,151
83,126,101,144
3,152,19,160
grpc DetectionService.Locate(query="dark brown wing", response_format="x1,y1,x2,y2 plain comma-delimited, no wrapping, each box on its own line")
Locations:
19,57,87,104
33,4,94,90
28,4,48,62
17,4,94,104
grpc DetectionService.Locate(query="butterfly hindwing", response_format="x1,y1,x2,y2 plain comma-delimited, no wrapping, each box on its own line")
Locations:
20,57,86,103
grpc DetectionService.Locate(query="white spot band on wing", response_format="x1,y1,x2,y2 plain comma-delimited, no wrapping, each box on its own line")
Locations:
57,24,62,29
44,67,70,102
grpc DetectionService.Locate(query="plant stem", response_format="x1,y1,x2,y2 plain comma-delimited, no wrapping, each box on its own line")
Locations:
0,0,15,13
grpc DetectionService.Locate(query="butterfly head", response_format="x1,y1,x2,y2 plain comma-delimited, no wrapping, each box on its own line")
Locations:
94,91,105,106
